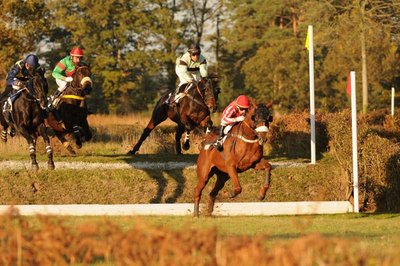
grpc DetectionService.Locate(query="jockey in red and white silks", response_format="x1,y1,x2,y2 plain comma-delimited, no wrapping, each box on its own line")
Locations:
215,95,250,151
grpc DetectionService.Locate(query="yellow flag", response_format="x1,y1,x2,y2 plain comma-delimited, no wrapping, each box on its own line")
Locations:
305,28,310,50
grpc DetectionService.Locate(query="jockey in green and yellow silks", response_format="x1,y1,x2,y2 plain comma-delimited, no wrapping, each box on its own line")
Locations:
49,47,89,108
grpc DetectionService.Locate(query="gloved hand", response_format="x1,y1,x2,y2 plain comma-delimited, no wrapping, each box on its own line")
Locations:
235,116,245,122
13,80,23,87
65,77,73,82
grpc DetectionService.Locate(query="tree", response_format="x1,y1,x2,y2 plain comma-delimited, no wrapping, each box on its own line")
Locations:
0,0,51,87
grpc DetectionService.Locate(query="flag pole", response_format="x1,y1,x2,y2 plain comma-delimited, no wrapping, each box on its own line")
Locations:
350,71,359,213
307,25,316,164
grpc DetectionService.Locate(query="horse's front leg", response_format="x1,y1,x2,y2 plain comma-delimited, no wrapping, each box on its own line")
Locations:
39,124,55,170
18,127,39,170
226,166,242,198
254,159,272,200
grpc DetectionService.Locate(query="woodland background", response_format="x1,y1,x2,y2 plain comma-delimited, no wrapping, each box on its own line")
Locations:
1,0,400,114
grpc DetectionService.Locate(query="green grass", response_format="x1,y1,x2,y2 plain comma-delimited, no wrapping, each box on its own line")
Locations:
28,213,400,257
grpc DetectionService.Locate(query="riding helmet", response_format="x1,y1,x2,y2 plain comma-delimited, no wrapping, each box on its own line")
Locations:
236,95,250,109
188,43,201,55
25,54,39,68
70,47,84,57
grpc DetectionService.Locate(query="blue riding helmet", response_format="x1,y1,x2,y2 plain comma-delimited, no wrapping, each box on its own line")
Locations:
25,54,39,68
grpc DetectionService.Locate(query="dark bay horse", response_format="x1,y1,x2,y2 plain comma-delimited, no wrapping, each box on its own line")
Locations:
193,101,273,217
46,65,93,154
0,74,55,170
128,76,220,155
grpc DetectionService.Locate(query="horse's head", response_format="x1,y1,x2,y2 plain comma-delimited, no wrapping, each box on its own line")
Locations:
27,74,49,110
246,101,273,142
71,65,93,94
201,75,220,113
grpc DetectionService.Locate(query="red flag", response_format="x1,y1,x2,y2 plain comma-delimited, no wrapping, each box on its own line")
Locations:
346,74,351,96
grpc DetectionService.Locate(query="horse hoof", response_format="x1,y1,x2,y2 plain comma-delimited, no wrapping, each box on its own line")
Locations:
258,186,269,200
48,163,55,170
182,142,190,151
67,146,76,155
127,149,137,155
31,164,39,171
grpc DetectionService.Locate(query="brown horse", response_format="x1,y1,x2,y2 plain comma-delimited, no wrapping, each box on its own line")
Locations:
0,74,55,170
193,101,273,217
128,76,220,155
46,65,93,154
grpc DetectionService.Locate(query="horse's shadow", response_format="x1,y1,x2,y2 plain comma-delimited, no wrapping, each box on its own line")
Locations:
120,153,198,203
144,169,185,203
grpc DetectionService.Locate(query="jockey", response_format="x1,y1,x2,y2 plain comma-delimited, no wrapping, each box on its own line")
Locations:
168,43,208,104
1,54,44,137
1,54,44,101
215,95,250,151
49,47,90,110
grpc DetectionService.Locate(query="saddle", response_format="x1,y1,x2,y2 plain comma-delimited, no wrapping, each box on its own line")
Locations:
166,83,195,106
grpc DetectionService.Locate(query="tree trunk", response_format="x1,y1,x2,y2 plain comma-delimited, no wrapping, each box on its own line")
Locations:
360,1,368,114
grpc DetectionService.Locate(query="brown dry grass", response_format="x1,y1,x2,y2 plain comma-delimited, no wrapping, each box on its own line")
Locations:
1,209,398,266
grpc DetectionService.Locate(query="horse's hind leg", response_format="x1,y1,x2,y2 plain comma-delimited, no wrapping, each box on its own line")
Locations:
39,124,55,170
128,106,168,155
207,170,229,216
194,156,214,217
182,130,190,151
175,124,185,155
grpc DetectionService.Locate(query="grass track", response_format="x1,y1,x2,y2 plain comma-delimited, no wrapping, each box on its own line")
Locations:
28,213,400,257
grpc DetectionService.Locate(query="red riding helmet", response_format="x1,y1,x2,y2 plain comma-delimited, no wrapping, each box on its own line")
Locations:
70,47,84,57
236,95,250,109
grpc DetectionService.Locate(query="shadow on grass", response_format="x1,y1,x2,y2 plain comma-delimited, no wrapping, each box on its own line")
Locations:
119,153,198,203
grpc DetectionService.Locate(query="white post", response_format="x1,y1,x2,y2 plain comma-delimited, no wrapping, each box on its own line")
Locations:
391,87,395,117
350,71,359,213
308,25,316,164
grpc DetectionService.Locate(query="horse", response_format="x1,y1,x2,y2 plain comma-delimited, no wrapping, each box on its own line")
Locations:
46,65,93,154
128,76,220,155
0,74,55,170
193,101,273,217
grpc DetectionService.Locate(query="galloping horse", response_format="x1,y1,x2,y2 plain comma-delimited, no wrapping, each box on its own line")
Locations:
128,76,220,155
0,74,55,170
193,101,273,217
46,65,93,154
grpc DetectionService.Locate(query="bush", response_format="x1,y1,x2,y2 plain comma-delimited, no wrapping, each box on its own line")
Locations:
267,111,328,158
326,109,400,212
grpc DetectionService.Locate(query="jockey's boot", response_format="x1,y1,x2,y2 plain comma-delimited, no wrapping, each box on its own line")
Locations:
48,90,63,111
215,126,225,151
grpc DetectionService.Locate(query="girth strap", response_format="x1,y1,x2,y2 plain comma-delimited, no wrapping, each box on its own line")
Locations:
62,95,85,101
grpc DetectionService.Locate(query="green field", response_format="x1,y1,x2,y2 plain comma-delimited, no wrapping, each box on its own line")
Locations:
1,114,399,264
